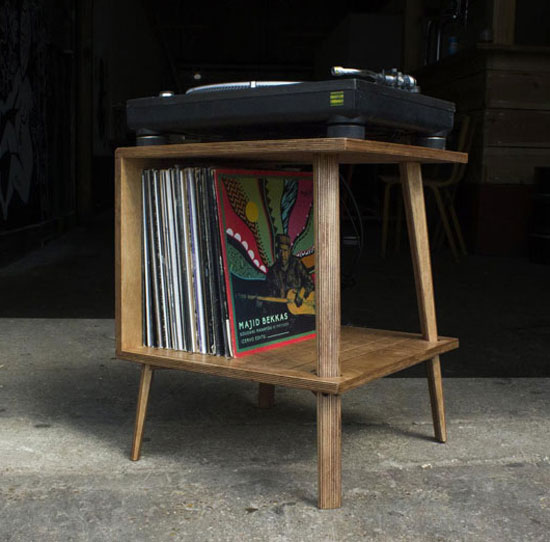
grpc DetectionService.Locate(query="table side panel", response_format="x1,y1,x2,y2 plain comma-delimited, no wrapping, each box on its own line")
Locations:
117,157,145,353
115,156,122,352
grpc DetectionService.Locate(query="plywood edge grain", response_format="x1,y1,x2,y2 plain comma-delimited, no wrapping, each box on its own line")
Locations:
338,336,459,393
342,139,468,164
114,155,123,352
116,328,458,394
117,346,342,394
115,139,467,165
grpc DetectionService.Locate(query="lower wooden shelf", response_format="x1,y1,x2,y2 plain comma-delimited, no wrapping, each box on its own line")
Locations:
117,326,458,394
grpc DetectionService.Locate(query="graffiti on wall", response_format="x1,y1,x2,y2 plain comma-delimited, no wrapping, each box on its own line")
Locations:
0,0,48,225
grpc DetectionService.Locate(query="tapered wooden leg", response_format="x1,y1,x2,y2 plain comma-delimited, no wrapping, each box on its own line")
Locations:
400,162,447,442
258,383,275,409
317,393,342,509
131,364,154,461
426,356,447,442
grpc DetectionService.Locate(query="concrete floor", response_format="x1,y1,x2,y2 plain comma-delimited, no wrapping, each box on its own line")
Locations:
1,212,549,541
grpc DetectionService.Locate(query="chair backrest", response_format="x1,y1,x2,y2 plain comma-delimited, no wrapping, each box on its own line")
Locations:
445,114,475,186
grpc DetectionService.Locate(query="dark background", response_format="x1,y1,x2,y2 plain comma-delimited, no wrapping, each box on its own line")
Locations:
1,0,549,376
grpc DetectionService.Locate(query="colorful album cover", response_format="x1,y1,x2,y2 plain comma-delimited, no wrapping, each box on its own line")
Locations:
214,169,316,357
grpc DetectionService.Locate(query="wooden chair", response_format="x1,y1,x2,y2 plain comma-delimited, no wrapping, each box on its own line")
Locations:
380,116,474,261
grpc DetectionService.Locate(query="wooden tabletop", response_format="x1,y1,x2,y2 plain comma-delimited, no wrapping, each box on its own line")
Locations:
116,138,468,165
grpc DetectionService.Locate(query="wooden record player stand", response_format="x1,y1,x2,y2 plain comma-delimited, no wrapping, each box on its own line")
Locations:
115,138,467,509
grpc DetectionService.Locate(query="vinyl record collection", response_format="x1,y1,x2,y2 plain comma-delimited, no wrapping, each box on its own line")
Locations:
141,166,316,358
141,167,232,356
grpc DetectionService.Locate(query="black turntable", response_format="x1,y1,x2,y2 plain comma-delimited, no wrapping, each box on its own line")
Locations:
126,75,456,148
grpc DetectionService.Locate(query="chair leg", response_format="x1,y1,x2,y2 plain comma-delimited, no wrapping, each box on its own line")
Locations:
258,383,275,409
381,182,392,259
426,356,447,443
433,218,445,250
317,393,342,509
430,186,460,262
131,364,154,461
448,203,467,256
394,188,403,254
